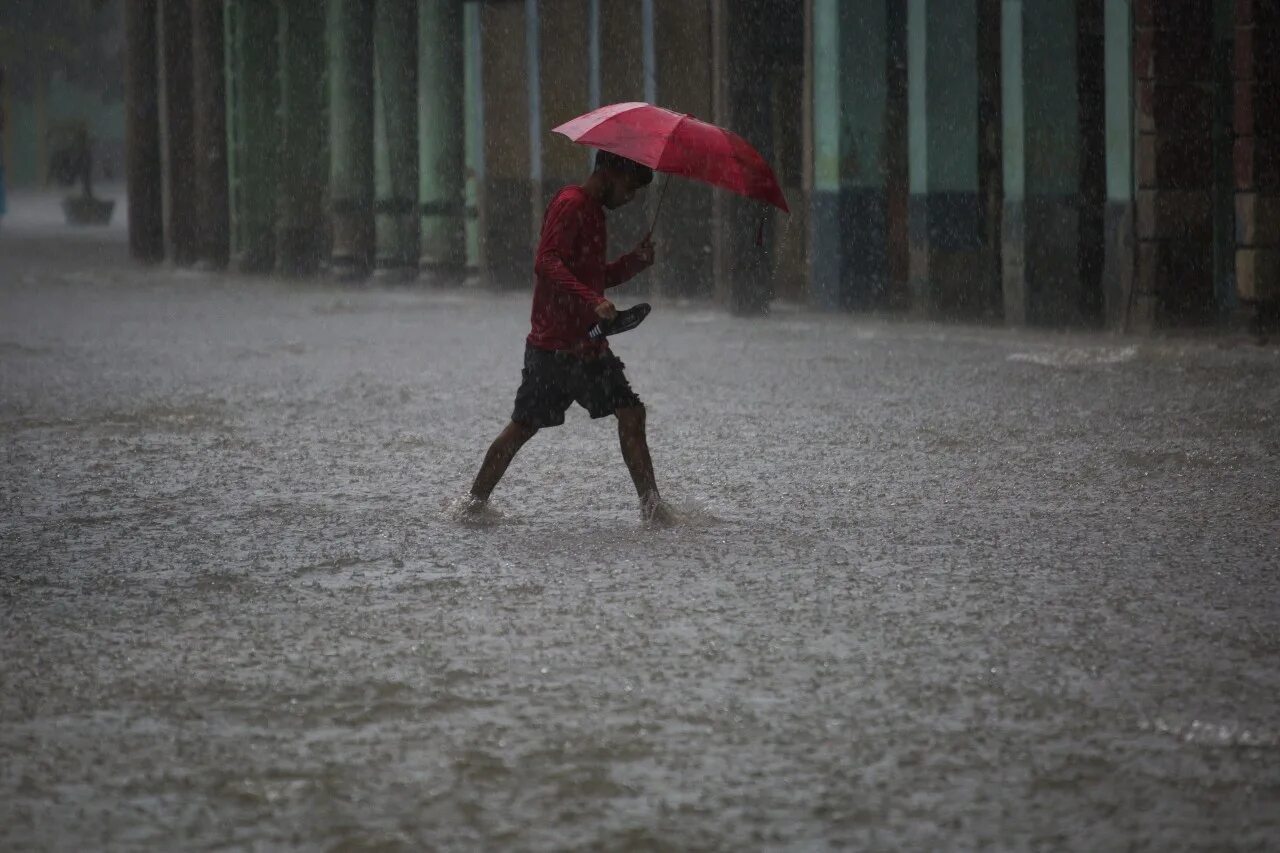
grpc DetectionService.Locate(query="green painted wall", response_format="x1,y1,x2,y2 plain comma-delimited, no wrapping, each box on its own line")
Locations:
840,0,888,189
1024,0,1077,195
6,99,43,186
4,76,124,187
1006,0,1079,199
909,0,978,194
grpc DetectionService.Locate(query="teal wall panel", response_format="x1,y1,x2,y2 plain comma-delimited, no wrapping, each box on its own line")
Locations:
1104,0,1131,202
910,0,978,194
926,0,978,192
839,0,888,189
1024,0,1078,194
1001,0,1024,201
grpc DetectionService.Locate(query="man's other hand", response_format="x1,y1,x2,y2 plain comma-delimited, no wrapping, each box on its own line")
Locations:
596,299,618,320
633,236,655,269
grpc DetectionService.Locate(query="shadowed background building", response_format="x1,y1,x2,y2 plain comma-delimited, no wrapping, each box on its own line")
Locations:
3,0,1276,332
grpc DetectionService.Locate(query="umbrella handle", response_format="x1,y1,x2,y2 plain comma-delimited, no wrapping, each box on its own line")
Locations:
646,175,671,240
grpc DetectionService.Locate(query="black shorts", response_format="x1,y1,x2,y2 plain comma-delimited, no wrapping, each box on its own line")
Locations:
511,345,642,428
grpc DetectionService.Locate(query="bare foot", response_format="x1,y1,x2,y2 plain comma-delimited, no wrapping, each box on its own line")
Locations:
640,494,677,528
446,494,500,526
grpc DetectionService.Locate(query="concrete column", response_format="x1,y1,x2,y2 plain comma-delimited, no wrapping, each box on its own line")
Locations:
642,0,656,104
885,0,911,310
1102,0,1133,329
1077,0,1106,325
654,0,715,299
479,1,529,286
600,2,644,103
977,0,1004,318
225,0,280,272
907,0,989,317
1131,0,1215,327
373,0,419,277
418,0,467,280
1001,0,1105,326
159,0,197,265
811,0,890,311
710,0,729,305
539,0,588,214
588,0,602,112
276,0,328,276
328,0,375,279
726,1,769,314
125,0,164,263
1211,1,1236,319
600,0,648,267
463,2,484,273
1234,0,1280,328
722,0,803,315
524,0,542,265
191,0,229,270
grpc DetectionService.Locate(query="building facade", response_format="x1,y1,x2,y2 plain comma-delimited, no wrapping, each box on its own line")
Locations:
123,0,1279,332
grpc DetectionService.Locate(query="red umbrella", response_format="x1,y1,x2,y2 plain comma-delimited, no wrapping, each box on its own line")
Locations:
551,102,789,216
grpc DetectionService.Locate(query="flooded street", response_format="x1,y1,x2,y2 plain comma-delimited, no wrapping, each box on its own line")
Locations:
3,207,1279,850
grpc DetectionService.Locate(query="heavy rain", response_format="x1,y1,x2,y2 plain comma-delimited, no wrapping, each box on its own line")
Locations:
3,1,1279,850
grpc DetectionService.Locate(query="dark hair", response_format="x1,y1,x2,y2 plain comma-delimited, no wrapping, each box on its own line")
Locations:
594,150,654,186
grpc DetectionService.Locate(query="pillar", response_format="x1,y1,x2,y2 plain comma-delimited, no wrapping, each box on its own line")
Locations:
1235,0,1280,328
125,0,164,262
463,2,484,273
884,0,911,310
1001,0,1105,326
479,1,529,286
276,0,328,276
328,0,375,279
600,0,648,268
160,0,197,265
191,0,229,269
1132,0,1215,327
538,0,588,221
588,0,602,114
1211,0,1236,319
418,0,467,281
373,0,419,277
225,0,280,272
811,0,890,311
524,0,543,271
977,0,1005,318
907,0,993,317
1076,0,1108,329
1102,0,1133,329
725,0,770,314
721,0,801,315
654,0,715,299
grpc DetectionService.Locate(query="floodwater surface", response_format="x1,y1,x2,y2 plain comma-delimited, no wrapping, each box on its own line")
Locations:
2,209,1279,850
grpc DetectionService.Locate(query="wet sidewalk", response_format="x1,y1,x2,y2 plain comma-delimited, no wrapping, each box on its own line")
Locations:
3,194,1279,849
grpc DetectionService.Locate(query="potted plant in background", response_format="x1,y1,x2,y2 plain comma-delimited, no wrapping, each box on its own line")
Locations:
47,118,114,225
0,0,121,227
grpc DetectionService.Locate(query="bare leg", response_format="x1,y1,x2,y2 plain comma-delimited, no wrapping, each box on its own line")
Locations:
470,420,538,501
617,406,668,522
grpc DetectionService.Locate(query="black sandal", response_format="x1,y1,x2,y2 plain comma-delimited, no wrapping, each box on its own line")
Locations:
588,303,651,341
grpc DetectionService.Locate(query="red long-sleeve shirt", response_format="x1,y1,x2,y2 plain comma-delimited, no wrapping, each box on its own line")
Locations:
527,186,647,355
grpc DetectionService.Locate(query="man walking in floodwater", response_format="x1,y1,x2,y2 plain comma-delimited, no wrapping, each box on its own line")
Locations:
461,151,674,525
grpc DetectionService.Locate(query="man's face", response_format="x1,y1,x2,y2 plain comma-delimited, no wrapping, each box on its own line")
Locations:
603,171,647,210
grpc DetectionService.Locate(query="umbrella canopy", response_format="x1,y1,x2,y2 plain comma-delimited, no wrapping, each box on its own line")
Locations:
551,102,789,213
